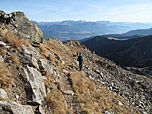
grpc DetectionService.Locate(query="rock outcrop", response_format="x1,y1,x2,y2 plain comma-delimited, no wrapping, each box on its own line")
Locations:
0,10,43,45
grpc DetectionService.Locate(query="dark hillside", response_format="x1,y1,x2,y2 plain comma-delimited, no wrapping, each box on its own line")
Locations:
83,35,152,71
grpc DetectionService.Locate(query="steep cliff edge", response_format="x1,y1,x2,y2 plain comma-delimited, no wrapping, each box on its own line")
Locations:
0,11,151,114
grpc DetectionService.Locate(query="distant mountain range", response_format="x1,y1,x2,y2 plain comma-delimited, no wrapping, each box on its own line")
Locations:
82,35,152,70
32,20,152,41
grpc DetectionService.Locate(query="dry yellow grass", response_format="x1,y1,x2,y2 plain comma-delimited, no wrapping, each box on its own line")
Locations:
0,47,7,58
0,28,3,37
56,60,64,72
39,44,49,55
44,88,68,114
43,68,54,88
70,71,140,114
40,54,46,60
0,61,13,90
0,25,30,49
43,39,73,62
10,54,20,64
2,29,30,51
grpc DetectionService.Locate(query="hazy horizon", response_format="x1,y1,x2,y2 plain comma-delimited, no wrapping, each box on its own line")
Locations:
33,20,152,23
1,0,152,23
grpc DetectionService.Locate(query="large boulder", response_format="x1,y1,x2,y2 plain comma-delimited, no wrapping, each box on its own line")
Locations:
22,66,46,105
0,101,34,114
0,10,43,45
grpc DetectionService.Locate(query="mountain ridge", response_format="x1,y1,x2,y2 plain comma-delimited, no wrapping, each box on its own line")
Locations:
33,20,152,41
0,10,152,114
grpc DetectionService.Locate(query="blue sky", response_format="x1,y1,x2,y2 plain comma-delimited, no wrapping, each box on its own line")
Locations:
0,0,152,22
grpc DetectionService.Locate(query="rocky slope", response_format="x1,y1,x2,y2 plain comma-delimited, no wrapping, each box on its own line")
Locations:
0,11,152,114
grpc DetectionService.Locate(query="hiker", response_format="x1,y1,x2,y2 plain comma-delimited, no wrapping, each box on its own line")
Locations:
77,53,84,71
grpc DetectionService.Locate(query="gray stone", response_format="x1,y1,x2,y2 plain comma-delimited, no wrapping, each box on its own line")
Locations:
0,101,34,114
39,59,54,76
0,89,8,99
54,53,65,64
22,66,46,105
0,41,6,47
90,110,95,114
0,55,4,61
104,111,114,114
63,69,68,73
62,90,74,95
39,105,46,114
118,101,123,106
21,45,39,69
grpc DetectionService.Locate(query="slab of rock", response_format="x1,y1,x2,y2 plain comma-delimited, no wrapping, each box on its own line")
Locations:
0,101,34,114
22,66,46,105
39,59,60,81
54,53,65,64
20,45,39,69
62,90,74,95
39,59,54,75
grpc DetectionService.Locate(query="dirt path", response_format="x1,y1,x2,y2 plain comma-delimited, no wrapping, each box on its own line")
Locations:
60,71,81,114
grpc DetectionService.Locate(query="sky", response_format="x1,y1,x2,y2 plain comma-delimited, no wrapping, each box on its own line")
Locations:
0,0,152,22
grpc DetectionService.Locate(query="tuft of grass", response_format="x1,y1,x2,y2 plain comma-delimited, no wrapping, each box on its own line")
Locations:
43,68,54,88
10,54,20,64
0,61,13,90
0,46,7,58
0,28,3,37
39,43,49,57
40,54,46,60
56,60,64,72
4,30,30,50
44,88,67,114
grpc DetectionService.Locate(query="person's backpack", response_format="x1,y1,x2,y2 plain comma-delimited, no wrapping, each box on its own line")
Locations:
78,55,83,62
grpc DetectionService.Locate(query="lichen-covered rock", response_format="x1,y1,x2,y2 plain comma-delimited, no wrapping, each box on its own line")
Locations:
0,10,43,45
0,101,34,114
